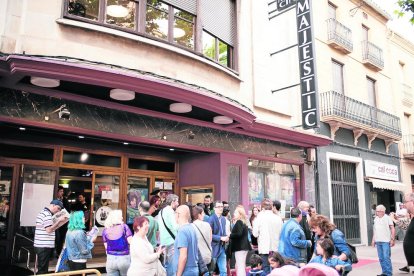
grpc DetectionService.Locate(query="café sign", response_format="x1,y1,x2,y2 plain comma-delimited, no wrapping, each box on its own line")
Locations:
364,160,399,182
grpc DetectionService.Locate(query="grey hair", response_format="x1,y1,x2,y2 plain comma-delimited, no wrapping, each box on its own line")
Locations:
165,194,179,206
139,201,150,212
376,204,386,211
291,207,302,218
405,193,414,202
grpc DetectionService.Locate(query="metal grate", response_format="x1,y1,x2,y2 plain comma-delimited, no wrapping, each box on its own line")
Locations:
330,160,361,243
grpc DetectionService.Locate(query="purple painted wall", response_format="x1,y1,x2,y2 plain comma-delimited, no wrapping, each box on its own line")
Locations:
178,153,221,198
220,153,249,206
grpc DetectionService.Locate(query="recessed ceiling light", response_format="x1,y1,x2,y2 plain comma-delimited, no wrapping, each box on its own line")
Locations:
80,153,89,162
169,148,175,151
30,77,60,88
213,115,233,124
78,136,84,139
123,142,129,145
170,103,192,113
19,127,26,131
110,89,135,101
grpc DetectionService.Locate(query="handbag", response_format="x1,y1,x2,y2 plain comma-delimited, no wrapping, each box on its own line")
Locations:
197,248,209,276
55,246,70,272
346,243,358,264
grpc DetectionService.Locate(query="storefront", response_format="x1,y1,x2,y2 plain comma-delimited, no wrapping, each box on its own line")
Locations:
0,55,331,263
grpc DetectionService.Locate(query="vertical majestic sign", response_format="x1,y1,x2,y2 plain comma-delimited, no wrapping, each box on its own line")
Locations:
296,0,319,129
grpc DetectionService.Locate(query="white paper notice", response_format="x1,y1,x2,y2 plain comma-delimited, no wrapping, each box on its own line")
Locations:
102,190,113,200
164,182,173,190
155,181,164,189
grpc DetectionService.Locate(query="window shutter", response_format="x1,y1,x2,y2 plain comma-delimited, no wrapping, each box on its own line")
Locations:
200,0,236,46
162,0,197,14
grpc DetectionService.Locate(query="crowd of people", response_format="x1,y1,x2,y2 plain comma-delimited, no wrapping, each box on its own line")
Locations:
33,190,414,276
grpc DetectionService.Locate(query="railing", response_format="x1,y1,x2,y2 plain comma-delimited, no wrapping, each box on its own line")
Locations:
11,233,36,271
326,18,353,52
37,269,102,276
320,91,401,137
361,40,384,69
403,135,414,155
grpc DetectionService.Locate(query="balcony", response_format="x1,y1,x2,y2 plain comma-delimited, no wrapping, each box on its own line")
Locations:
402,83,413,108
326,18,353,54
403,135,414,160
361,41,384,71
320,91,401,151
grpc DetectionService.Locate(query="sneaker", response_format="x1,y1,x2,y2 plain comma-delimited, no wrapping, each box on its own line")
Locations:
400,266,409,273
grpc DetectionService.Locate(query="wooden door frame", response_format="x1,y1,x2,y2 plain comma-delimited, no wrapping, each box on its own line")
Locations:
180,184,215,205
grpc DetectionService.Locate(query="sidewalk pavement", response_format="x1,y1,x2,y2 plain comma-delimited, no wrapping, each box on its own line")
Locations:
352,241,409,275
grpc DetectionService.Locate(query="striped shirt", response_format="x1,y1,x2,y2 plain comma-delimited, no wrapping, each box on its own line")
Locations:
34,208,55,248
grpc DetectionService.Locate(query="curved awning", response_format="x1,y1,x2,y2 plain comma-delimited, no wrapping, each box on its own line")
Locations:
366,178,406,192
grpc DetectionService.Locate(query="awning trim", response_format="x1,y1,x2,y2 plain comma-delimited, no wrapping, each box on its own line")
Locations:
366,178,406,192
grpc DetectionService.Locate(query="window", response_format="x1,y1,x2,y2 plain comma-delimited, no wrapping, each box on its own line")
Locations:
367,77,377,107
332,60,344,95
362,25,369,42
64,0,235,69
202,31,232,67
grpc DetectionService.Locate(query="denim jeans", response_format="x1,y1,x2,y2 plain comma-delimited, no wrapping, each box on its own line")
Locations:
376,242,392,276
211,247,227,276
260,254,270,274
164,244,175,276
106,254,131,276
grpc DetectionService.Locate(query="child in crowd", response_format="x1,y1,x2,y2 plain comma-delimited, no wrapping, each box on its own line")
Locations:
268,252,300,275
248,254,267,276
310,238,352,275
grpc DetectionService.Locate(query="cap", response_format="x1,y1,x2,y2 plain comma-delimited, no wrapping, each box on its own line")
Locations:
150,189,160,196
50,199,64,209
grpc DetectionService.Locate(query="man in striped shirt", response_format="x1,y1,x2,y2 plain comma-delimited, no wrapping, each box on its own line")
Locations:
34,200,68,274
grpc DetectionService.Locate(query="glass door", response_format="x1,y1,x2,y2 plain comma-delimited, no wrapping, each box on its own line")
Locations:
92,173,120,234
154,177,176,205
0,164,17,262
126,175,150,227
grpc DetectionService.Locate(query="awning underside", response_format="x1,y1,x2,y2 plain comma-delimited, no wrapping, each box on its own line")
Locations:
367,178,406,192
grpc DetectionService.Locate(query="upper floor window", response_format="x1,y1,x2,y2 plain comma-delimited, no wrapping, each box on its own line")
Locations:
328,2,336,19
65,0,235,69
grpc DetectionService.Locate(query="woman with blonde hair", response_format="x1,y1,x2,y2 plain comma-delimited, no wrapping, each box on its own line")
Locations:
230,205,252,276
102,210,133,276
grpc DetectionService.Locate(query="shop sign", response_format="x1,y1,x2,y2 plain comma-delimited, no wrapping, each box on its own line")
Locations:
296,0,320,129
365,160,399,182
277,0,296,12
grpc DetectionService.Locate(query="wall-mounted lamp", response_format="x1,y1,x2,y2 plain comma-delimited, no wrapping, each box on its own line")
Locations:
159,129,195,141
45,104,70,121
274,149,306,159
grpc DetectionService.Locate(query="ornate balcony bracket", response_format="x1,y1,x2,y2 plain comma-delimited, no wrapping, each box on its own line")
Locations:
367,133,378,149
353,129,364,146
328,122,342,140
384,139,395,154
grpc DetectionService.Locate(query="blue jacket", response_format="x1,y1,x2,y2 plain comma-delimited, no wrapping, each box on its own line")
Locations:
65,229,94,261
314,229,351,264
209,214,227,258
310,255,352,274
278,218,310,263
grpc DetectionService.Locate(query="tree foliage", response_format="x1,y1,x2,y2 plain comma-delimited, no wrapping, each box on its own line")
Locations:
395,0,414,23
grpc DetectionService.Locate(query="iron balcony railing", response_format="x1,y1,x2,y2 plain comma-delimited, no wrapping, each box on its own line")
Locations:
403,135,414,155
326,18,353,52
320,91,401,137
361,40,384,69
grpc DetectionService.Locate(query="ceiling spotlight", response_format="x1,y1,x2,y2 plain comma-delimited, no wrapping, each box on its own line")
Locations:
78,136,84,139
80,153,89,162
161,133,167,140
30,77,60,88
19,127,26,131
123,142,129,145
169,148,175,151
110,89,135,101
188,130,195,140
169,103,192,113
213,115,233,125
49,104,70,120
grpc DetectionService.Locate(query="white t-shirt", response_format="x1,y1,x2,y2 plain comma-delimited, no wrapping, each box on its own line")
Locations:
374,214,393,242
